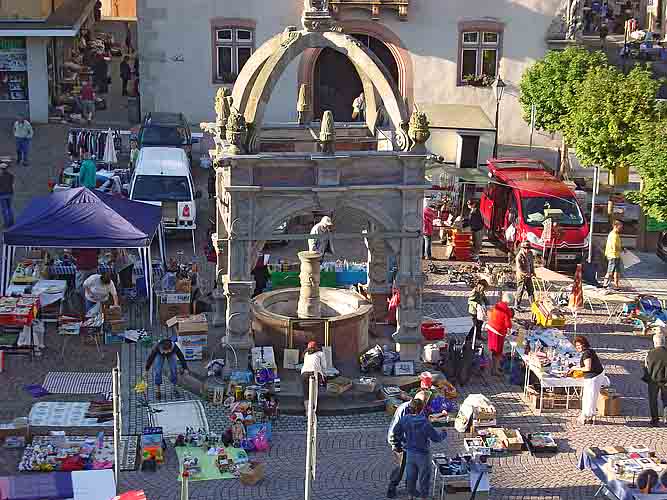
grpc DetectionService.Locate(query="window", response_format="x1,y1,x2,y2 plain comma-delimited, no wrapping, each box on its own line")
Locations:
132,175,192,203
457,21,503,86
213,26,254,84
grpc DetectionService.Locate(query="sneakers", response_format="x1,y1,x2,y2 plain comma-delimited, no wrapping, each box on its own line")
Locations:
386,487,397,499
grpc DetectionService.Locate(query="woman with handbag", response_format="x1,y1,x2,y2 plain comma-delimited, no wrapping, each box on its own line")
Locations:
467,280,489,345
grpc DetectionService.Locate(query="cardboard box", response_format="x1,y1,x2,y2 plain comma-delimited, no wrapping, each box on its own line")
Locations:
497,428,524,451
238,461,265,486
159,303,190,324
104,305,123,321
175,278,192,294
597,393,622,416
159,292,191,304
107,319,127,333
177,343,204,361
352,378,377,393
166,314,208,334
177,333,208,347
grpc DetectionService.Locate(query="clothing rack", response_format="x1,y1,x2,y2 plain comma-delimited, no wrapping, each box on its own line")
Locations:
67,128,123,160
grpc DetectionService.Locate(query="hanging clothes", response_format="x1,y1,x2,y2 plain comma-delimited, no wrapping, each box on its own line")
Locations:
67,128,122,160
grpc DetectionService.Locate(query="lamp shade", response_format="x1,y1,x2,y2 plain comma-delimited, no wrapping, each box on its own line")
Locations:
493,76,506,103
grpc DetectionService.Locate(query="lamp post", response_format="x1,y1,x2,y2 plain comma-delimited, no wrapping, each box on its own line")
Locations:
492,75,506,158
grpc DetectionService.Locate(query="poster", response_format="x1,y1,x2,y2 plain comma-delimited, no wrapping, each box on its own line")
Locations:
0,49,27,72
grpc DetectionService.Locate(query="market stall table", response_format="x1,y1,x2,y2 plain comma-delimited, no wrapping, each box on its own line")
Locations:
0,296,40,356
534,266,573,293
6,280,67,323
578,447,667,500
582,286,637,324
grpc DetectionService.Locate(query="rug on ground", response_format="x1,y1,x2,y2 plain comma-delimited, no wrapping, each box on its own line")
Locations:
42,372,112,398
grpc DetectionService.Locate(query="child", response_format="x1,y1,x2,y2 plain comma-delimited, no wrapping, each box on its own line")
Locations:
129,137,139,172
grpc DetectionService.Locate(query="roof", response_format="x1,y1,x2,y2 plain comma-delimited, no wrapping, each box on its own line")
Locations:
495,169,575,199
135,147,190,177
4,188,162,248
0,0,94,36
146,112,186,126
415,103,495,131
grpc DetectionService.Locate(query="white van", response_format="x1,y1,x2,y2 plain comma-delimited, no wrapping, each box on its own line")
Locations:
129,147,201,233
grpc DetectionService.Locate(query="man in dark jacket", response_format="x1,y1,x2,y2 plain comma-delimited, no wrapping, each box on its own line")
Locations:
0,163,14,227
145,338,189,400
514,240,535,311
467,199,484,260
644,333,667,427
120,56,132,96
386,399,413,498
392,399,447,499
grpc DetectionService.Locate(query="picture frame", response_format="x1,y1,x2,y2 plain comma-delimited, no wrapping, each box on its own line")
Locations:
393,360,415,376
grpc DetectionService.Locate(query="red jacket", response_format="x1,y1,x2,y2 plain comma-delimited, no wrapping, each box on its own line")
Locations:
423,207,436,236
487,301,513,354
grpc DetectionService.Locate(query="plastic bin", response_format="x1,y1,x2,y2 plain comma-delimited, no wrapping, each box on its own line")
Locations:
421,321,445,341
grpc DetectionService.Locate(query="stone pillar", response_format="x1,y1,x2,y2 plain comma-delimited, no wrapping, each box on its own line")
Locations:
223,280,255,370
392,190,425,361
297,250,321,318
365,228,391,318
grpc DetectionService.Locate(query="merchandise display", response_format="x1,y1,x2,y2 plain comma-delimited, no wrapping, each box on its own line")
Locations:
18,434,114,472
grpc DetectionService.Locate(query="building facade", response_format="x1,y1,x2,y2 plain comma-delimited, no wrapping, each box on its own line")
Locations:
0,0,96,121
137,0,574,164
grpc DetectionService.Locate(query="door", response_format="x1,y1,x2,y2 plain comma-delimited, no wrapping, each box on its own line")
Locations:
460,135,480,169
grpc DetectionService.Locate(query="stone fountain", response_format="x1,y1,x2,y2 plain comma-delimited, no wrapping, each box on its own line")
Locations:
252,251,373,364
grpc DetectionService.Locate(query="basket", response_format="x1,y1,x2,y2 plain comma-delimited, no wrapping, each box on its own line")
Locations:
421,322,445,341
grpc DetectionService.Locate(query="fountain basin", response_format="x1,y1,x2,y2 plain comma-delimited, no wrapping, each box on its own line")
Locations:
251,287,373,363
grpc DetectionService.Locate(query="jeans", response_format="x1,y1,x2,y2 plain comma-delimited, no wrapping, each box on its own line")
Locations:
121,78,129,95
15,138,30,164
405,451,432,498
85,299,97,312
422,235,432,259
388,450,406,491
0,194,14,226
153,353,178,386
648,381,667,421
515,276,535,307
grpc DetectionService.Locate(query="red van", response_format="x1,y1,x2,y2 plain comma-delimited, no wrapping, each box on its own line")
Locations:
479,158,589,266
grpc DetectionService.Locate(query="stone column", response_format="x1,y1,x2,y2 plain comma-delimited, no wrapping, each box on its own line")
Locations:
223,280,255,370
365,228,391,318
297,250,321,318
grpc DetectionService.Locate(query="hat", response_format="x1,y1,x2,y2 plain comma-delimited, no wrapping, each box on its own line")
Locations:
320,216,333,227
0,163,8,169
307,340,318,349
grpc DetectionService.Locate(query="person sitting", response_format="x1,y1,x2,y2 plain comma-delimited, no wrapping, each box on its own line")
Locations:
144,338,189,400
83,271,118,312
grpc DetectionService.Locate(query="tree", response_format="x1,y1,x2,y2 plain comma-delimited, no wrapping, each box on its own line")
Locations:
626,119,667,222
519,47,607,177
564,65,659,172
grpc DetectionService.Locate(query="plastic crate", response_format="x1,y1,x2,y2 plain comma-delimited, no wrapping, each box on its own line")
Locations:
421,322,445,341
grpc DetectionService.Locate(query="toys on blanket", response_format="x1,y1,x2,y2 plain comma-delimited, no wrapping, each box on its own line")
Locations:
182,452,201,475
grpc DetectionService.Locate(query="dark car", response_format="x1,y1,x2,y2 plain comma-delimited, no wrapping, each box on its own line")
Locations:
657,231,667,262
138,112,194,161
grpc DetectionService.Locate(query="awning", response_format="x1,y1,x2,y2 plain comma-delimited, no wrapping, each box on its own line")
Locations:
415,103,496,131
0,0,95,37
426,162,489,185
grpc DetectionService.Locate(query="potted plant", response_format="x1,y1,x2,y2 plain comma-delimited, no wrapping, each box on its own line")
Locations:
462,74,495,87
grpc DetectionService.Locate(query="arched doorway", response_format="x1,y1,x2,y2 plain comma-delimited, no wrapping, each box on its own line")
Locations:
313,34,399,121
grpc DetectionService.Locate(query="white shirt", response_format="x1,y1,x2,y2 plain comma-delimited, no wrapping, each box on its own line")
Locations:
301,351,325,377
83,274,117,303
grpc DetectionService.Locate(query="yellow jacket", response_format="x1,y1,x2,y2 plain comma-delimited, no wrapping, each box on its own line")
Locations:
605,230,622,259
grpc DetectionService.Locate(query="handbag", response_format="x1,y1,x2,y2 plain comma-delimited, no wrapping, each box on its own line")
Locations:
476,304,486,321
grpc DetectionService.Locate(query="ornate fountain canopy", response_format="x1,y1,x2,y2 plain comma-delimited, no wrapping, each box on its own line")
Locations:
330,0,409,21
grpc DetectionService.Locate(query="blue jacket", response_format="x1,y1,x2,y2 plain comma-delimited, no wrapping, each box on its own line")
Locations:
392,414,446,455
387,401,411,447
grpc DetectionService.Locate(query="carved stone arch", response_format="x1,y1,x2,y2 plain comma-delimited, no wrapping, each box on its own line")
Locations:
235,30,409,145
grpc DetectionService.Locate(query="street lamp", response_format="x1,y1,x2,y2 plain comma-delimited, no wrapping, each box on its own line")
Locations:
492,75,506,158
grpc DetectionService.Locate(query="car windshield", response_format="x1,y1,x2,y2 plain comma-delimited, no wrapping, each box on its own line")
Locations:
141,126,188,146
132,175,191,202
521,196,584,227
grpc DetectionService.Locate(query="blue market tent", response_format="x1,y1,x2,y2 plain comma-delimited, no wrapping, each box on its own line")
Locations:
1,188,167,322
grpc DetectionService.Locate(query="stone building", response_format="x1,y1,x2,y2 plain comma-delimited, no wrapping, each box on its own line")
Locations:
137,0,579,167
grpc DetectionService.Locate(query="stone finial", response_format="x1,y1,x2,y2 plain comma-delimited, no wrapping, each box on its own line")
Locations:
223,109,248,155
408,110,430,148
297,84,311,125
319,110,335,154
302,0,335,31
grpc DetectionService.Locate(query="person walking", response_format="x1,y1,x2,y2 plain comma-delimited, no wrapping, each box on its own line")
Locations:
125,22,134,54
0,163,15,227
487,292,514,376
300,340,325,411
467,199,484,261
643,333,667,427
514,240,535,311
120,56,132,96
391,398,447,499
144,338,189,400
603,220,624,289
78,152,97,189
80,80,96,124
422,202,436,260
13,116,33,166
467,279,488,344
386,398,413,498
571,335,606,424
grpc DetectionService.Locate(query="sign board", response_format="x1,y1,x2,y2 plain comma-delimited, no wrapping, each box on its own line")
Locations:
0,39,27,72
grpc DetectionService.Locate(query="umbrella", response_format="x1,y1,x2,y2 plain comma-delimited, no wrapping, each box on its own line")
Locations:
111,491,147,500
103,128,118,164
